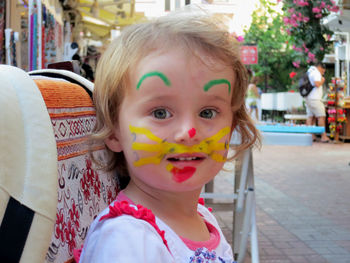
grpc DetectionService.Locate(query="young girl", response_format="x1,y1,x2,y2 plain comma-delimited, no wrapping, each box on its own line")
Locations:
78,11,259,263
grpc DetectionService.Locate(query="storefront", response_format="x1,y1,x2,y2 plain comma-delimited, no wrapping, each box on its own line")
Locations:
1,0,148,72
1,0,66,70
322,1,350,141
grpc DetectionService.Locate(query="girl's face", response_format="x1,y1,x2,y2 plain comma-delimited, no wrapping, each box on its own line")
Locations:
106,48,234,192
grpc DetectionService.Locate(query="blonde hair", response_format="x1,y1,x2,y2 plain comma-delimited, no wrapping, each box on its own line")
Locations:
251,76,260,85
91,11,260,179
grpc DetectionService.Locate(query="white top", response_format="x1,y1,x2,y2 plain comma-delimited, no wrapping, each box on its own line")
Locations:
307,66,323,100
79,198,235,263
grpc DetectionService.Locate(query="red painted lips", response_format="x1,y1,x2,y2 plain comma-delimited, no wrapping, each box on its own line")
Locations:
170,166,196,183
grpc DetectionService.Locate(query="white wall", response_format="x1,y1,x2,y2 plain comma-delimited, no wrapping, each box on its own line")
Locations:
261,92,304,111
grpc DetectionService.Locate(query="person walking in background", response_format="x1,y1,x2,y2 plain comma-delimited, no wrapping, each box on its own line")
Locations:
246,76,260,121
72,54,95,82
305,62,330,143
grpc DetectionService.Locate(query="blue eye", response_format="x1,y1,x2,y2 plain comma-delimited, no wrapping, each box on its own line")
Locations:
200,109,217,119
152,108,172,119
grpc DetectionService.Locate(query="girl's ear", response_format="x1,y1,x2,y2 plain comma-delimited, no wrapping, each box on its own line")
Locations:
104,132,123,153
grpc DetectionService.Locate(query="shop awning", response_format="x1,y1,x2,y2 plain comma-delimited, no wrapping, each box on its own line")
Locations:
74,0,145,39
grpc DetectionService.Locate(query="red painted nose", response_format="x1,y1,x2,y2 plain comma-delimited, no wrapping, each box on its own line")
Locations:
188,128,196,138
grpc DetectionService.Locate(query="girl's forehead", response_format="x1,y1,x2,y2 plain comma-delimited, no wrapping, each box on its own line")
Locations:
124,58,234,103
133,48,231,75
123,47,234,97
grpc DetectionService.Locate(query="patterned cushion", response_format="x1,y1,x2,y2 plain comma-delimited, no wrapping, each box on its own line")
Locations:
0,66,118,262
33,79,119,263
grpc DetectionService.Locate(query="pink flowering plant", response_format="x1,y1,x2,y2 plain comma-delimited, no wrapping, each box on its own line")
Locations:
244,0,297,92
282,0,339,67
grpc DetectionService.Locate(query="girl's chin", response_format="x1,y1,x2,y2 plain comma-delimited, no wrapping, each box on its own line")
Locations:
169,166,197,183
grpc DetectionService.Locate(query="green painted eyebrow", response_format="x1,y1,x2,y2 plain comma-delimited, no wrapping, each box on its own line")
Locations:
203,79,231,94
136,71,171,90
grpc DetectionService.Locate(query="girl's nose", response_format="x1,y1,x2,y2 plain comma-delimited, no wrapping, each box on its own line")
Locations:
174,121,200,144
188,128,196,138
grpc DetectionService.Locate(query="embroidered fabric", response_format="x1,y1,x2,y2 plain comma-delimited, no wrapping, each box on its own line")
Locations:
78,192,235,263
114,193,220,251
99,201,169,251
34,79,119,262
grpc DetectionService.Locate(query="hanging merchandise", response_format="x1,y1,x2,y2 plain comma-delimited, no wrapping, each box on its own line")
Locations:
0,0,5,64
28,0,44,70
20,15,29,70
327,78,347,140
5,28,18,65
56,18,63,62
33,10,38,69
10,31,19,66
44,13,56,67
28,0,64,70
42,5,46,67
41,5,64,68
28,0,37,70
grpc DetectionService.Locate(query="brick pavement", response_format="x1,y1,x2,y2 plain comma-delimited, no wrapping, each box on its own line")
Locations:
212,141,350,263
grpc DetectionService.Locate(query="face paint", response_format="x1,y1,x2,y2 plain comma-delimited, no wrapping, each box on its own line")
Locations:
129,125,230,182
136,71,171,90
188,128,196,138
166,164,196,183
203,79,231,94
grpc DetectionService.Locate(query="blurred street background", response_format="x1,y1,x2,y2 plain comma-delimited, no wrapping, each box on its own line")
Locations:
213,141,350,263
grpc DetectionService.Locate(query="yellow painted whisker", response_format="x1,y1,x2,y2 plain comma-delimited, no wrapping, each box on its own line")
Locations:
129,125,230,167
166,163,174,171
209,153,227,163
132,143,163,152
134,155,163,167
129,125,163,143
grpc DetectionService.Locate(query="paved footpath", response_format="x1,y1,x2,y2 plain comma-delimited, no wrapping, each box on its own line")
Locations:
212,141,350,263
